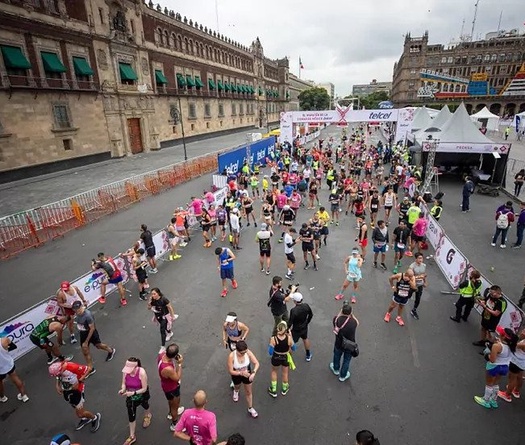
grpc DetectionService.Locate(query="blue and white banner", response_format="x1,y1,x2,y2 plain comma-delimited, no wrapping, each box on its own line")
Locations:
516,115,521,133
218,146,247,175
217,137,276,174
249,137,276,168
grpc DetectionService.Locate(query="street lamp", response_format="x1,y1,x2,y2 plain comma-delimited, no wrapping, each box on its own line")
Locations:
177,95,188,161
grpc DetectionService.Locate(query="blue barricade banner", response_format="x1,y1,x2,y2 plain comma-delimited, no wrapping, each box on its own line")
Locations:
249,137,276,169
218,146,247,175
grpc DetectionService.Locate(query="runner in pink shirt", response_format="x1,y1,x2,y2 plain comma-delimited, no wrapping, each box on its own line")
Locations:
174,390,217,445
289,189,302,217
190,197,204,216
276,191,288,211
410,213,428,254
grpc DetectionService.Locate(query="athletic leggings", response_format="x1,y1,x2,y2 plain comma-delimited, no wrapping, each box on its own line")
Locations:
159,317,170,346
126,390,150,422
413,285,423,309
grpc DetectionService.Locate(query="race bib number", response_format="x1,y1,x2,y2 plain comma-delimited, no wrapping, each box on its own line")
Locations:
398,288,409,297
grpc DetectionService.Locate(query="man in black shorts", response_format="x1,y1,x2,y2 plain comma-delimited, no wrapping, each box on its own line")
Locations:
255,223,273,275
473,285,507,347
288,292,314,362
284,228,297,280
29,315,73,365
268,276,293,336
73,301,115,377
299,222,317,271
140,224,157,273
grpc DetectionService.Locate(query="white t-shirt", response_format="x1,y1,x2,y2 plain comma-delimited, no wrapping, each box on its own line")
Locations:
284,233,294,254
230,214,240,231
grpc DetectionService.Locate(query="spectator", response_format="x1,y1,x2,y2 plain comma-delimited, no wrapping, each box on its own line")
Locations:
491,201,515,248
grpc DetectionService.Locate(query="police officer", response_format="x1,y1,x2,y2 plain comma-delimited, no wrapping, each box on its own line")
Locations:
450,270,482,323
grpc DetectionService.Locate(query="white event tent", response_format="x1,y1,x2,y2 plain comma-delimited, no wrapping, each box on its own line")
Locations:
470,106,500,132
412,105,452,141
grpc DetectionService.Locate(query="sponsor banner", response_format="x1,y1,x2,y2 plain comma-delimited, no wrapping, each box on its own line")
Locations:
346,109,399,122
204,186,229,209
218,146,247,175
212,174,228,189
395,107,416,143
423,142,511,154
249,137,276,168
425,213,444,249
434,236,469,289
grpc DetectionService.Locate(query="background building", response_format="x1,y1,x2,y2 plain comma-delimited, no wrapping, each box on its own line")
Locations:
0,0,290,177
391,30,525,115
352,79,392,97
288,74,315,111
317,82,335,107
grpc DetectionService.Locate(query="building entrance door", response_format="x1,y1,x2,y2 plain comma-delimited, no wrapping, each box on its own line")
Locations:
127,118,143,154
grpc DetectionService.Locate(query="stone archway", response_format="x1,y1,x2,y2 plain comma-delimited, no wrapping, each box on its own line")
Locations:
465,104,473,114
504,103,517,116
489,103,502,116
519,103,525,113
475,103,486,112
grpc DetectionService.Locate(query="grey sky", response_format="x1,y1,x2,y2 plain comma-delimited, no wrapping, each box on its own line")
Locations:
161,0,524,96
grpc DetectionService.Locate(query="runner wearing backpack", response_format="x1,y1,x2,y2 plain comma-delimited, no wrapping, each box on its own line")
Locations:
491,201,515,249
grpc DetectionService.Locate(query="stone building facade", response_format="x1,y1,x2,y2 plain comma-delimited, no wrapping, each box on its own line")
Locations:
0,0,290,176
288,74,315,111
392,31,525,115
352,79,392,97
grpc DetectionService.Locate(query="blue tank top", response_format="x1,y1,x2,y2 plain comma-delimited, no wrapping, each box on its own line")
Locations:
347,256,361,279
219,249,233,269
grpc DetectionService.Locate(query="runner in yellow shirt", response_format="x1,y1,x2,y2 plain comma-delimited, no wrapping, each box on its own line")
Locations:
316,206,330,247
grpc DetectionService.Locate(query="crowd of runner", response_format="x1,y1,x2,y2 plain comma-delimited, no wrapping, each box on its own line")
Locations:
3,123,524,445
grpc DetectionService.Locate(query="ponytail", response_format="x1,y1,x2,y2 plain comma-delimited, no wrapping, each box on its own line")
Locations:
356,430,380,445
505,328,519,353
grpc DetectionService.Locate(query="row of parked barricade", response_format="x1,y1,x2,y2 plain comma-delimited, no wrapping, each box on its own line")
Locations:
0,153,218,260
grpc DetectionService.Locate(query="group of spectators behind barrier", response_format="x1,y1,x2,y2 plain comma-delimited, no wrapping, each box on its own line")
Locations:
0,152,218,260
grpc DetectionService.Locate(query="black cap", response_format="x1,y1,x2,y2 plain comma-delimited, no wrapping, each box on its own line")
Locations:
72,301,83,310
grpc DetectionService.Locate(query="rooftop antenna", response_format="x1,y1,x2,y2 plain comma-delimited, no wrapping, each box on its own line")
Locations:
497,10,503,33
215,0,220,33
470,0,480,41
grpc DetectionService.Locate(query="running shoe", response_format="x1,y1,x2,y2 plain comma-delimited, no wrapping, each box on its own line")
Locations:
106,348,116,362
63,354,73,362
410,309,419,320
334,293,344,300
392,267,398,274
512,390,520,399
76,417,93,430
90,413,102,432
17,393,29,403
70,335,77,344
139,292,147,301
314,265,318,271
150,268,158,274
336,222,339,226
329,363,339,375
474,396,491,409
166,406,185,420
268,387,277,398
380,263,387,271
351,296,357,304
85,368,97,379
233,390,239,402
266,269,271,275
395,316,405,326
261,268,265,273
304,264,310,270
159,346,166,354
166,331,174,341
497,391,512,402
172,254,182,260
247,407,258,418
98,296,106,304
120,298,128,306
281,385,290,396
47,356,59,365
306,353,312,362
169,422,177,432
123,436,137,445
0,396,8,403
405,251,413,257
384,313,391,323
316,254,321,260
231,280,238,289
221,289,228,298
285,274,293,280
489,399,498,409
278,239,283,243
339,372,351,382
373,262,377,268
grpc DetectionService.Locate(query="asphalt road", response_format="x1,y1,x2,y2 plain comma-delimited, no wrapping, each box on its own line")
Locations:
1,125,524,445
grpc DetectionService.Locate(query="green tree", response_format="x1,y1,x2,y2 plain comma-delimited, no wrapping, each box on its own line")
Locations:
360,91,390,109
298,87,331,111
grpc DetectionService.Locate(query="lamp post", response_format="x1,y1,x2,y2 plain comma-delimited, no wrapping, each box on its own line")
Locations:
177,95,188,161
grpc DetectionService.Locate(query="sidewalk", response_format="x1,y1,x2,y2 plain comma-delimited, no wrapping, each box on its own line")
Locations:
0,128,253,217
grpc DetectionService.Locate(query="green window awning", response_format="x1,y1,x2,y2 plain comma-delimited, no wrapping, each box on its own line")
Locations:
217,80,224,91
176,73,186,88
224,82,231,92
195,76,204,88
186,75,196,87
208,78,216,90
155,69,168,85
119,62,138,81
41,51,66,73
231,84,238,93
258,87,263,95
286,91,290,99
1,45,31,69
249,86,255,94
72,56,94,76
239,85,246,93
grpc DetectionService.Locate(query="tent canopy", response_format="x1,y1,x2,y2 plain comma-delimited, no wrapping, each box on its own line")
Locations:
471,106,500,131
412,105,452,141
410,107,433,132
471,106,499,119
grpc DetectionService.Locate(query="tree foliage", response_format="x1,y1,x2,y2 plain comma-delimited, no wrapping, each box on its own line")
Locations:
360,91,390,109
298,87,331,111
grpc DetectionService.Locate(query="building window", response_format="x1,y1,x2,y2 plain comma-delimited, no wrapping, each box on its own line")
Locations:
188,103,196,119
410,69,416,75
441,56,447,63
498,53,506,62
218,103,224,117
119,62,138,85
491,54,497,62
130,20,135,35
239,103,244,115
447,57,453,63
41,51,66,79
63,139,73,151
232,103,237,116
204,103,211,117
53,104,72,129
99,8,105,24
191,123,195,131
206,122,210,129
0,45,32,79
72,56,94,84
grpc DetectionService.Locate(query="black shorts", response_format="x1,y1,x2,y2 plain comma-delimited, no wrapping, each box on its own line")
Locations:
146,245,156,258
271,353,289,367
412,234,424,243
481,319,498,333
232,374,252,386
164,386,181,400
202,224,211,232
286,253,296,264
320,227,329,235
79,329,102,346
260,250,271,257
283,219,294,226
291,329,308,343
245,207,253,214
63,389,84,408
136,269,147,284
30,334,53,349
302,243,314,252
0,364,15,380
509,362,525,373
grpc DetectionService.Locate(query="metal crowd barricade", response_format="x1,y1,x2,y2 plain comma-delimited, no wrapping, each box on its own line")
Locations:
0,150,221,260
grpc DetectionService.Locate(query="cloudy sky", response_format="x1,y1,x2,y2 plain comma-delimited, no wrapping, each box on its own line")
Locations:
161,0,524,97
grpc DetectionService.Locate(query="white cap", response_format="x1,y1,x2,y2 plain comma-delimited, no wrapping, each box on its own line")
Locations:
292,292,303,303
232,208,239,214
225,315,237,323
283,204,290,210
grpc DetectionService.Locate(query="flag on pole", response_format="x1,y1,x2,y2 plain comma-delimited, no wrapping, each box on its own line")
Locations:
299,57,304,69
